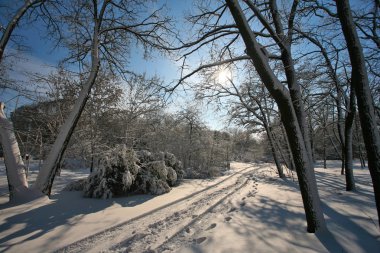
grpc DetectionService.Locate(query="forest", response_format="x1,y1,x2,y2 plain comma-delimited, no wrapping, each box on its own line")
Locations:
0,0,379,252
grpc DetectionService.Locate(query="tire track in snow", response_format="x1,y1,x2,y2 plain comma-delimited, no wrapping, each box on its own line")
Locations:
153,173,258,253
56,164,257,253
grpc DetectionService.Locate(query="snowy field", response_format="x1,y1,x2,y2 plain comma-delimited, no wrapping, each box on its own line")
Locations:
0,160,379,252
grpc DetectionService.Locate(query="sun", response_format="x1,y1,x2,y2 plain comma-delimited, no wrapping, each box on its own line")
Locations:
216,67,232,84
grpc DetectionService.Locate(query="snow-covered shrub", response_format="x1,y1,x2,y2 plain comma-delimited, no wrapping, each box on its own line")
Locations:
133,151,184,194
166,167,177,186
164,152,184,181
83,146,140,199
135,150,154,163
67,147,184,198
136,150,185,186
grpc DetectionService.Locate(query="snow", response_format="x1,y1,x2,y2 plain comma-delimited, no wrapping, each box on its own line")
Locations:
0,160,379,252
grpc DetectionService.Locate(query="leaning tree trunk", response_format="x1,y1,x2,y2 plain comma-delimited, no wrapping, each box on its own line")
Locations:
32,63,100,195
337,0,380,227
33,25,101,196
226,0,326,233
0,103,43,202
281,124,296,171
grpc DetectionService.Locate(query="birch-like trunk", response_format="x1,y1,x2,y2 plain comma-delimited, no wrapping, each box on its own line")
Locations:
0,103,43,202
0,102,28,198
226,0,326,232
337,0,380,227
32,22,101,196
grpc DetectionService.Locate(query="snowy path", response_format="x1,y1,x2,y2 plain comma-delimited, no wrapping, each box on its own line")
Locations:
1,161,379,253
57,163,257,252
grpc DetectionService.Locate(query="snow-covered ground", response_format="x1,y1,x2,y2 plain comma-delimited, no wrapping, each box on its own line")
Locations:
0,160,379,252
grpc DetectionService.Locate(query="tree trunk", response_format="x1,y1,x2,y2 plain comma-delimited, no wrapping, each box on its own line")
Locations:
308,113,315,163
0,103,44,202
354,116,366,168
0,102,28,198
268,0,313,164
272,129,291,171
323,105,328,169
258,96,284,178
336,98,346,175
281,48,313,164
33,25,101,195
265,125,285,178
337,0,380,227
344,87,356,191
226,0,326,232
282,124,296,171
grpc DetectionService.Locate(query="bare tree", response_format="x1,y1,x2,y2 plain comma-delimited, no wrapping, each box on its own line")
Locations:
0,0,50,201
336,0,380,227
296,30,356,190
33,0,173,195
163,0,325,232
225,0,325,232
1,0,174,201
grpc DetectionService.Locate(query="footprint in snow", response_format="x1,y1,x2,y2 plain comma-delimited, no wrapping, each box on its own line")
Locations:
193,237,207,244
228,207,236,213
206,223,217,230
225,217,232,222
247,191,256,198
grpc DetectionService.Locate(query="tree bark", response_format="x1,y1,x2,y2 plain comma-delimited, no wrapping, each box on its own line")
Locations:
336,0,380,226
226,0,326,233
344,86,356,191
281,124,296,171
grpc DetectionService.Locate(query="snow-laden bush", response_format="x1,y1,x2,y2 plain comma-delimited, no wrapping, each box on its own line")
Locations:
164,152,184,181
135,150,184,183
65,147,184,199
83,146,140,198
133,151,184,194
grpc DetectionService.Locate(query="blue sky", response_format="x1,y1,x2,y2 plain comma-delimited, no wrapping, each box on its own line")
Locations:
0,0,229,129
2,0,367,130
